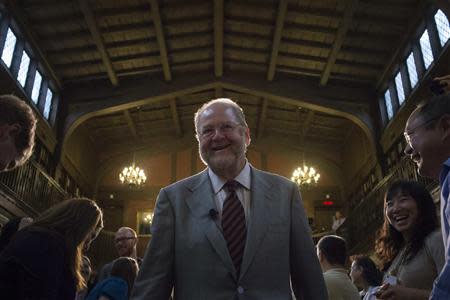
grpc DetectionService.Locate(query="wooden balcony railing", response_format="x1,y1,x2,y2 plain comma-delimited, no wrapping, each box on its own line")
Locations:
0,159,68,216
338,158,438,254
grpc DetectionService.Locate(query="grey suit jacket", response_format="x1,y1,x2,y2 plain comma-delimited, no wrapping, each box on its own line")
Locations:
131,167,328,300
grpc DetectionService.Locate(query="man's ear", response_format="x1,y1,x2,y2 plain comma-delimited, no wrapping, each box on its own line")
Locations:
245,126,251,146
317,249,323,263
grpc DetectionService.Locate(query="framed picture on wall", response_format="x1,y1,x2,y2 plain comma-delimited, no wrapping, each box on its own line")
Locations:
137,211,153,235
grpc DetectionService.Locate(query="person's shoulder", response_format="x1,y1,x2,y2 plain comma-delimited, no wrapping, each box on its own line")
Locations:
101,260,114,269
425,229,443,245
163,169,208,192
103,276,127,288
252,167,295,186
423,229,444,255
8,226,65,253
100,277,128,298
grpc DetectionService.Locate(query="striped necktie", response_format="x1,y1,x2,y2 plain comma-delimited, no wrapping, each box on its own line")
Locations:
222,180,247,277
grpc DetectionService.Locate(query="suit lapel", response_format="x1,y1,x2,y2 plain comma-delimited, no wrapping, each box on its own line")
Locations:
184,170,237,278
239,168,274,280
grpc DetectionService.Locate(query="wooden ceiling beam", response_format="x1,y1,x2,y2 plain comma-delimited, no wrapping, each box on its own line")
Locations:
283,6,340,19
5,0,62,89
149,0,172,81
284,22,398,39
215,86,223,98
78,0,118,86
169,98,183,137
376,1,427,90
266,116,346,130
288,5,405,26
214,0,224,77
282,37,390,57
320,0,359,86
267,0,288,81
343,123,354,144
123,109,140,141
63,71,374,140
268,127,342,143
257,98,268,139
95,5,149,17
279,51,383,69
302,109,315,137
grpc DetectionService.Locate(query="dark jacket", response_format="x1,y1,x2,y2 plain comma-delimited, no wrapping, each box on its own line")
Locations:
0,226,76,300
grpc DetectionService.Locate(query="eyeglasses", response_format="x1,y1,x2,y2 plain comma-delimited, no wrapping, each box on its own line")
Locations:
115,236,136,244
403,117,438,146
198,122,242,139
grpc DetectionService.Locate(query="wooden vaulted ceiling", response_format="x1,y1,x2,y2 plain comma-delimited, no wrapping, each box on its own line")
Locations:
17,0,419,84
7,0,424,164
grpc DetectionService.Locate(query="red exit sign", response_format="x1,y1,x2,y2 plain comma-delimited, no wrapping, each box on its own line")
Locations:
323,201,334,206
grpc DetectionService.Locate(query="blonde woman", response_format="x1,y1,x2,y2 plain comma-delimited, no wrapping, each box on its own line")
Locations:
0,198,103,300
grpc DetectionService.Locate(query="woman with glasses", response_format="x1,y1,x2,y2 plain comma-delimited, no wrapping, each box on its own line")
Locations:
0,198,103,300
374,180,444,299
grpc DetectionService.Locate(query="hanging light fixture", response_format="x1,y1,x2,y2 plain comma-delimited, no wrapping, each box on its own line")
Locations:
119,154,147,188
291,151,320,188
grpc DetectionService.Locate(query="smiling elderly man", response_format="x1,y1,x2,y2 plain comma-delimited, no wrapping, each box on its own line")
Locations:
403,94,450,299
131,98,327,300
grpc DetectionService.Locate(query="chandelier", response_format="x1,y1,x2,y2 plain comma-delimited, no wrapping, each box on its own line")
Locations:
119,156,147,187
291,165,320,187
291,152,320,187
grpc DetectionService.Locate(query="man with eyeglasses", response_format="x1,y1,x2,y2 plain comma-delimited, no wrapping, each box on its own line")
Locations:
0,94,36,172
403,94,450,299
97,227,141,282
131,98,327,300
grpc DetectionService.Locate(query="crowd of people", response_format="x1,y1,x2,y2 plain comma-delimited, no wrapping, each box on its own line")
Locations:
0,73,448,300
